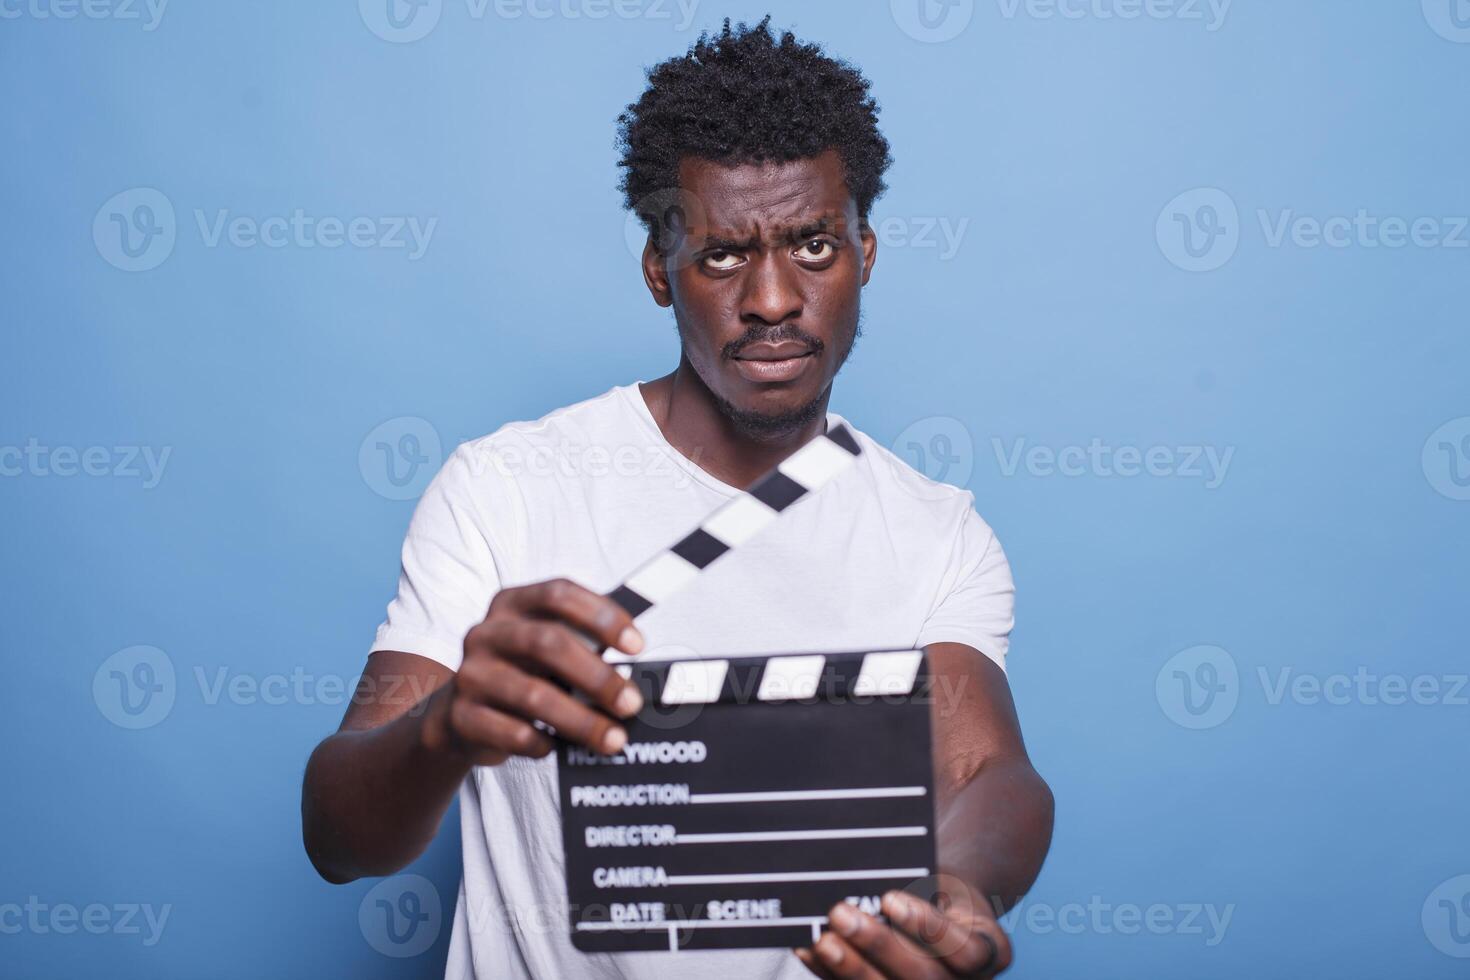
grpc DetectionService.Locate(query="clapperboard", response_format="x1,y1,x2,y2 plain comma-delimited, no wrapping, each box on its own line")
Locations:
556,424,939,952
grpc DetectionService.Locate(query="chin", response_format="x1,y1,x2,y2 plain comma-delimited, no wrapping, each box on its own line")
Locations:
712,384,827,441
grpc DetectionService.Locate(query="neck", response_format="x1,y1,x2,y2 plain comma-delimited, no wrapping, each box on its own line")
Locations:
639,356,831,491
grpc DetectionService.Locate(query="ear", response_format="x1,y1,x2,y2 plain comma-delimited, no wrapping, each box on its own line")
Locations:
858,218,877,287
641,234,674,308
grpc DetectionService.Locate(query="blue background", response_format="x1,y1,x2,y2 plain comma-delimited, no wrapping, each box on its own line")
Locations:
3,1,1468,977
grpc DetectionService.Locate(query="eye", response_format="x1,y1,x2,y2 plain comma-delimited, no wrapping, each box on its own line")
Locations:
702,250,743,271
796,239,836,262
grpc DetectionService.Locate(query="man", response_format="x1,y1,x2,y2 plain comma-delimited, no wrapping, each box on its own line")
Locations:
302,17,1053,979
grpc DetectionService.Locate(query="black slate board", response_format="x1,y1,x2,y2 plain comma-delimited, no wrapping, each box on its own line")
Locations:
556,648,937,952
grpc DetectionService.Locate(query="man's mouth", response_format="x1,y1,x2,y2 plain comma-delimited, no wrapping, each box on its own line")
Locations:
731,341,819,383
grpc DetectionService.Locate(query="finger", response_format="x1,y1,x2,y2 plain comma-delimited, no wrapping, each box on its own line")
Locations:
827,902,949,980
445,698,553,762
883,891,1010,977
810,931,885,980
794,946,842,980
495,578,644,654
472,659,626,755
493,619,643,719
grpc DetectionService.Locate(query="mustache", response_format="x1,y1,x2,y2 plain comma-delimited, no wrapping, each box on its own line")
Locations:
723,325,826,361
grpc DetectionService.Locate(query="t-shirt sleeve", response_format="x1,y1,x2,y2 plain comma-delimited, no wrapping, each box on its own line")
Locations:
370,443,516,672
914,499,1016,671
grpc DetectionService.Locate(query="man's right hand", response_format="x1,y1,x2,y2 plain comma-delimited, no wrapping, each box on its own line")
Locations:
420,578,647,766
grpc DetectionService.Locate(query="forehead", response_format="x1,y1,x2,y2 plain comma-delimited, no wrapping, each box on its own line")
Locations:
675,148,855,234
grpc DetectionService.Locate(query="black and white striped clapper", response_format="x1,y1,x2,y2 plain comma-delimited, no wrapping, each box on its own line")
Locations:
602,422,862,620
555,424,940,953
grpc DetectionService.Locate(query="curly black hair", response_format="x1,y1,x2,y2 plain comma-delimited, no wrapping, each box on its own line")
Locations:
616,16,893,249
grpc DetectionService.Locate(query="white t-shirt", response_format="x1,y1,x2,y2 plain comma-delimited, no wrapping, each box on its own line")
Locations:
371,382,1015,980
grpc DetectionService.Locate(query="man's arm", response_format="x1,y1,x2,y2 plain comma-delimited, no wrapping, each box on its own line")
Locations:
300,651,463,884
796,642,1052,979
300,580,647,885
929,641,1054,914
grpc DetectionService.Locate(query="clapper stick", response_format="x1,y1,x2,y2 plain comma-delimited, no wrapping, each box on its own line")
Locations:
603,421,863,621
560,422,862,656
554,422,941,953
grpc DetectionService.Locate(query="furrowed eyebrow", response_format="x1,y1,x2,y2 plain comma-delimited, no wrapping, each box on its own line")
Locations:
699,233,757,252
698,217,844,252
788,217,843,241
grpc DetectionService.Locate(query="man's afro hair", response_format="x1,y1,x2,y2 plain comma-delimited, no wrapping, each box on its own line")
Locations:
616,16,893,244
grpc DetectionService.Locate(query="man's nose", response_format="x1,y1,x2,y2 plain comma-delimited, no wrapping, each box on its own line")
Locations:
739,252,804,325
